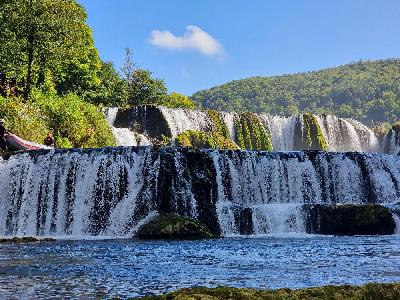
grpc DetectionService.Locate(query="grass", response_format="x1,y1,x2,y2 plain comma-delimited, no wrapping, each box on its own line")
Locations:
135,283,400,300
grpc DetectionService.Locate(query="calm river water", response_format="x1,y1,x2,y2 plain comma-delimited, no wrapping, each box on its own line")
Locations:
0,235,399,298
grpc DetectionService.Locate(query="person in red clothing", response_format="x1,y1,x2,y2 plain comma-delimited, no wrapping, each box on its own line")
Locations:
43,132,55,147
0,119,9,151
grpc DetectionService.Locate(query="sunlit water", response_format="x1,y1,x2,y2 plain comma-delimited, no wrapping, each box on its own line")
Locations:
0,236,399,299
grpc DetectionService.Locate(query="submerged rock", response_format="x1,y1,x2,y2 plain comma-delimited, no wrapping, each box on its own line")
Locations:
0,237,56,243
135,215,217,240
238,208,254,235
305,204,396,235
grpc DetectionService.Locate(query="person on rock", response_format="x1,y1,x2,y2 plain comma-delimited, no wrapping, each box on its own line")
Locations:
43,132,55,147
0,119,9,151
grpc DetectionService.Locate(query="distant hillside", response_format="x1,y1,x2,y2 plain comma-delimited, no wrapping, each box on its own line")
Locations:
191,59,400,123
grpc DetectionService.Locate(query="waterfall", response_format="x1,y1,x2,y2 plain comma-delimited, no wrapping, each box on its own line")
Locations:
106,106,387,154
158,107,212,139
315,115,381,152
1,148,399,238
260,115,296,151
0,148,159,237
383,130,400,156
210,150,400,236
105,107,153,147
105,108,138,146
393,214,400,234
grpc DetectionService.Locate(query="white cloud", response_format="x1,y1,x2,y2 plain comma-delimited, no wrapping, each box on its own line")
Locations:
149,25,224,56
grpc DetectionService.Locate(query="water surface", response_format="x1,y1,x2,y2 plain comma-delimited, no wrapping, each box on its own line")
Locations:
0,236,399,298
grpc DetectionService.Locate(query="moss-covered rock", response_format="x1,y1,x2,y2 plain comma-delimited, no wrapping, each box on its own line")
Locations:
233,112,273,151
296,113,328,151
135,283,400,299
135,215,217,240
175,130,239,150
207,110,230,139
305,204,396,235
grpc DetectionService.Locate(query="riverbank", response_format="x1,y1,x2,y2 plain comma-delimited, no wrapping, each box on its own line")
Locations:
136,283,400,299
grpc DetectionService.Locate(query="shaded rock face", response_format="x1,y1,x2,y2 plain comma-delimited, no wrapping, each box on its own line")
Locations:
305,204,396,235
115,105,171,140
238,208,254,235
0,147,400,238
135,215,215,240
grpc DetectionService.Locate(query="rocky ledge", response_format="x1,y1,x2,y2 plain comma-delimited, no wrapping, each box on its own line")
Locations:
135,215,217,240
306,204,396,235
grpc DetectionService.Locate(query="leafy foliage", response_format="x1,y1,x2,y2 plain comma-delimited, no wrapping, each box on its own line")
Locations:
0,93,115,148
0,0,101,99
0,96,48,143
163,93,195,109
192,59,400,123
175,130,238,150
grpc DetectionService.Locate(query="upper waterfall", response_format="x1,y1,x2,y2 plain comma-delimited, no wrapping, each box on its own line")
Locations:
106,106,389,153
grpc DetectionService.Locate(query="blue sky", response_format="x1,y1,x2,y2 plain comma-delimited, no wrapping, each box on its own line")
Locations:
79,0,400,95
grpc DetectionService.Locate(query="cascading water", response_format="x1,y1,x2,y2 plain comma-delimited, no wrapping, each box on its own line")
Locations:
260,115,296,151
108,106,386,153
158,107,212,139
383,130,400,156
105,108,151,146
105,108,138,146
315,115,381,152
2,147,398,238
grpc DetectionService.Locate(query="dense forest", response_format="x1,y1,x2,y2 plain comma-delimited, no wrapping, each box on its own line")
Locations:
0,0,193,148
191,59,400,124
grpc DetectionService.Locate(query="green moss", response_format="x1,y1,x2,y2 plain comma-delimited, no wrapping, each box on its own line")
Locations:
135,215,217,240
136,283,400,299
207,110,230,139
175,130,239,150
233,112,273,151
302,113,328,151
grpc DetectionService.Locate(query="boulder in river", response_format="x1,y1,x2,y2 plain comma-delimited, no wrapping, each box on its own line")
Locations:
135,215,217,240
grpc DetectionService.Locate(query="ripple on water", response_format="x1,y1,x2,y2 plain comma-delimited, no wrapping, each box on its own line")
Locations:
0,236,399,298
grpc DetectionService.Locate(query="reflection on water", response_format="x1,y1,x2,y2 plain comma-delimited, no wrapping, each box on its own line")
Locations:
0,236,399,298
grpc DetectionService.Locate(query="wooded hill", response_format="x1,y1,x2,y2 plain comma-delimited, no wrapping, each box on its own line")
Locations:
191,59,400,124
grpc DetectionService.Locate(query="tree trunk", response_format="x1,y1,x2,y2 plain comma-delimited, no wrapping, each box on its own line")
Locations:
24,30,35,101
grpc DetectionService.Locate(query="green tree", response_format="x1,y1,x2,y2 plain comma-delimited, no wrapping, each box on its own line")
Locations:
164,92,195,109
122,48,168,106
0,0,101,99
92,61,128,107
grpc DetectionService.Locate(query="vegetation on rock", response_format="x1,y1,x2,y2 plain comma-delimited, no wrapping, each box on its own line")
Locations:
175,130,239,150
233,112,273,151
192,59,400,123
136,283,400,300
301,113,328,151
207,110,230,139
135,215,216,240
306,204,396,235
